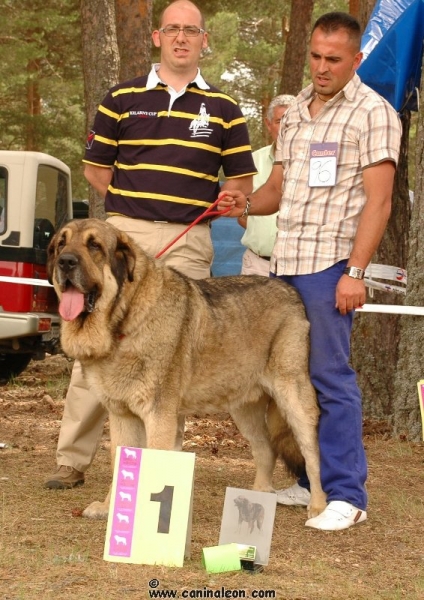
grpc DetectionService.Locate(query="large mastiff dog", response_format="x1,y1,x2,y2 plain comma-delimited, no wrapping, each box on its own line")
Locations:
47,219,326,520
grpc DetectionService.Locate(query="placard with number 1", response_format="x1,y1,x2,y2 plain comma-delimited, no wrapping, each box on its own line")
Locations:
104,446,195,567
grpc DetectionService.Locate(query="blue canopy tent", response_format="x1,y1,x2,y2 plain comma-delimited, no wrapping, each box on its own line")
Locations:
211,217,245,276
358,0,424,111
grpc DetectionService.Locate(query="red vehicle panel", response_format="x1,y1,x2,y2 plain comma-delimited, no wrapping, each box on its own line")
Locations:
0,261,57,313
0,151,73,380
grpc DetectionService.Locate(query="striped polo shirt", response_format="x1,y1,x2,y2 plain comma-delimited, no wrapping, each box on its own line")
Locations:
272,73,402,276
83,65,257,223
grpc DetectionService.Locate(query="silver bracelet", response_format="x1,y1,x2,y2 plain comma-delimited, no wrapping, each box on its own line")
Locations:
241,196,251,218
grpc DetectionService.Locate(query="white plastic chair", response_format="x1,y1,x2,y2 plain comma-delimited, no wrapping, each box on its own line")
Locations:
364,264,407,296
358,263,424,315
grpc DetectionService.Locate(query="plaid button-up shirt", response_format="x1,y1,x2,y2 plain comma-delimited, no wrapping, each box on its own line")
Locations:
271,73,401,276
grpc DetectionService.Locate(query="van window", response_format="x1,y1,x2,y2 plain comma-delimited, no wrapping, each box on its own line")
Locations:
34,165,69,249
0,167,7,234
35,165,69,229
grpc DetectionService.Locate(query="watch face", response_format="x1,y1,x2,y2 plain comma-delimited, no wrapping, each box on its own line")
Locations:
345,267,364,279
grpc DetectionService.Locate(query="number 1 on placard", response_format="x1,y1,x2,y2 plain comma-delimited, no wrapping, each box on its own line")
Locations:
104,448,195,566
150,485,174,533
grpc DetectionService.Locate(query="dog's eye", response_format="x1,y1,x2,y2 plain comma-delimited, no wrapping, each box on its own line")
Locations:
88,239,101,250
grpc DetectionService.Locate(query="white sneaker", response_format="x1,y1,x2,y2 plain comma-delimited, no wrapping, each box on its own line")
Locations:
276,483,311,506
305,500,367,531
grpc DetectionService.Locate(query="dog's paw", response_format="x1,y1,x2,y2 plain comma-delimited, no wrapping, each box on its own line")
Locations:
307,501,327,519
252,483,275,493
82,500,109,520
307,504,320,519
307,489,327,519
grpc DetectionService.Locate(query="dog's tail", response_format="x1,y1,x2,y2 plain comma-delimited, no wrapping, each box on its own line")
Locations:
266,399,305,478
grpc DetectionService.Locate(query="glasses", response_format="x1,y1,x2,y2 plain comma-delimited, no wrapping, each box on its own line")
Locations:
159,25,205,37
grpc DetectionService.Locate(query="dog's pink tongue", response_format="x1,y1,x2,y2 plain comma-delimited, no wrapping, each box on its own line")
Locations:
59,288,85,321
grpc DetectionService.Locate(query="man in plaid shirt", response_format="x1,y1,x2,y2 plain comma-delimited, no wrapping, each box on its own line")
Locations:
218,11,401,531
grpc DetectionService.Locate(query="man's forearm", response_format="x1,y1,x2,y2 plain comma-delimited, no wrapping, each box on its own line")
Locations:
348,200,391,269
217,163,283,217
348,161,395,268
248,184,281,215
84,164,113,198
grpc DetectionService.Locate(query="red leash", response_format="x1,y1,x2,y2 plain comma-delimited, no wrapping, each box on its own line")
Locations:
155,198,231,259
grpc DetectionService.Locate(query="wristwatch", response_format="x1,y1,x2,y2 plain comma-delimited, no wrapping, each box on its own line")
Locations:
343,266,365,280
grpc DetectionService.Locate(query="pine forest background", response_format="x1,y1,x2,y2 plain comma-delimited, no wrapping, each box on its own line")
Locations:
1,0,352,200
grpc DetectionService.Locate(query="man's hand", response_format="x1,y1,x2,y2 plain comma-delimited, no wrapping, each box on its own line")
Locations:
217,190,247,217
335,275,366,315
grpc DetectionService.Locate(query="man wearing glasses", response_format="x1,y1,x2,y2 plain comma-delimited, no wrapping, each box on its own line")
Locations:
44,0,256,495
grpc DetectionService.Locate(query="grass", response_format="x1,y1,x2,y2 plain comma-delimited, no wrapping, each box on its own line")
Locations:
1,355,424,600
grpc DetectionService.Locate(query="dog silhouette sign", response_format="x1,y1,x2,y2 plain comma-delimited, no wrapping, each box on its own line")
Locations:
219,487,277,566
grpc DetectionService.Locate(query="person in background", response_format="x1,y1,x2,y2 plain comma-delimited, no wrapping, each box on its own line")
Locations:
218,11,401,531
238,94,295,277
44,0,255,490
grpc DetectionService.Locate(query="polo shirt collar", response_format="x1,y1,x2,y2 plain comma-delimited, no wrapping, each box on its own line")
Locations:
146,63,210,90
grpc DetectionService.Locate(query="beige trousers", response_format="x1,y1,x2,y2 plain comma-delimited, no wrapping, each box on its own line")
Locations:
56,217,213,471
240,248,271,277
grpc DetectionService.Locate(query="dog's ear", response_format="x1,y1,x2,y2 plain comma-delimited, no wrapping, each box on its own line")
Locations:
46,232,58,284
115,231,136,282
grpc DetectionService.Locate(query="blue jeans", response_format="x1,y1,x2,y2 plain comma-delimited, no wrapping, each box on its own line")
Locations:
274,261,367,510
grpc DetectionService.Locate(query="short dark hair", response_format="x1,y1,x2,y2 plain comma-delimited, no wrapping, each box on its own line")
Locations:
312,12,361,50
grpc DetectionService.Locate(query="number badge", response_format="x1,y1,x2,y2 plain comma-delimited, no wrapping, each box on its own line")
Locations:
308,142,338,187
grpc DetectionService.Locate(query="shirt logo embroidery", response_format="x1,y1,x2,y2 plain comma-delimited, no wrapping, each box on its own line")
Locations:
189,102,213,138
86,130,95,149
129,111,157,118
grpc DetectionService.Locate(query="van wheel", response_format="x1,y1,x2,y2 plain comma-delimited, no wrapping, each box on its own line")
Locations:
0,354,32,382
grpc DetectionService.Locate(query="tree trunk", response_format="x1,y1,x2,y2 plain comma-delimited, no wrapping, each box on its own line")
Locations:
351,112,411,419
351,0,412,427
279,0,314,95
26,59,42,151
393,55,424,441
115,0,152,81
81,0,120,218
358,0,376,30
349,0,360,18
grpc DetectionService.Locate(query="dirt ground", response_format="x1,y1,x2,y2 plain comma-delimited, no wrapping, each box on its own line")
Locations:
1,355,423,600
